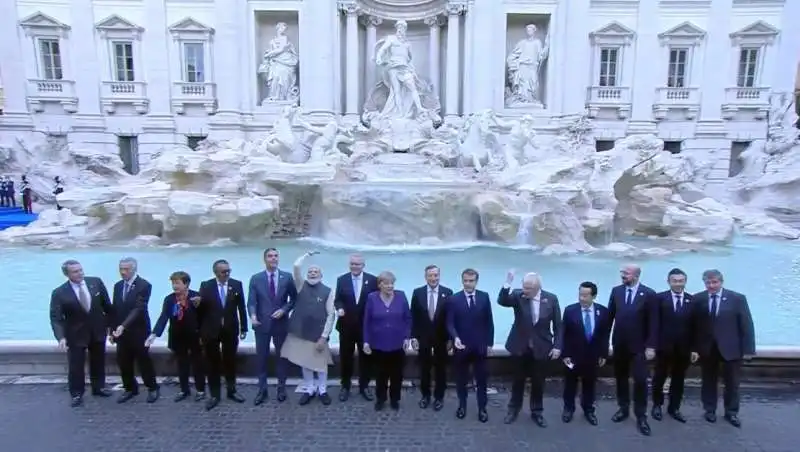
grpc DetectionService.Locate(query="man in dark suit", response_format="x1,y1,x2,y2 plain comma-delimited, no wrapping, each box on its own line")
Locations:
334,253,378,402
691,269,755,428
49,259,114,407
608,264,658,436
247,248,297,405
111,257,159,404
559,281,611,425
446,268,494,423
651,268,694,423
410,264,453,411
498,270,562,426
198,259,248,410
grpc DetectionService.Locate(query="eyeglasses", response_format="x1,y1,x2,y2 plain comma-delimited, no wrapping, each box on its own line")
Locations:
219,269,231,274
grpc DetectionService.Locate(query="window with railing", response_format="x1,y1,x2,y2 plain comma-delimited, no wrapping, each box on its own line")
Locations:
667,48,688,88
598,47,619,87
183,42,205,83
736,48,759,88
113,41,135,82
39,39,63,80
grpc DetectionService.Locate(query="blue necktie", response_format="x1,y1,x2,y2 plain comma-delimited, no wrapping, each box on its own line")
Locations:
122,283,130,300
218,284,226,308
583,309,593,340
625,288,633,305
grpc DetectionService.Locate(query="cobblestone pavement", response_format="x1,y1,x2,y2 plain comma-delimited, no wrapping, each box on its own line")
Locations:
1,381,797,452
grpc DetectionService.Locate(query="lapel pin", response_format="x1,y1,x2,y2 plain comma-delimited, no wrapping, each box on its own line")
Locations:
542,298,548,303
638,292,643,296
722,297,727,301
595,310,600,317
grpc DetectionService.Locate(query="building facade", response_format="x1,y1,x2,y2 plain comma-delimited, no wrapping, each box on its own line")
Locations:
0,0,798,183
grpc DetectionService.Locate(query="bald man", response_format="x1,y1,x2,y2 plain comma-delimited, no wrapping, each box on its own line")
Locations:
608,264,659,436
498,270,562,426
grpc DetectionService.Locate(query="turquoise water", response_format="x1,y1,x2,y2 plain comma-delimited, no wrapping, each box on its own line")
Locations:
2,237,798,346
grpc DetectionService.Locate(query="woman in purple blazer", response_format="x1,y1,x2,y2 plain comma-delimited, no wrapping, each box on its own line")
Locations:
362,271,411,411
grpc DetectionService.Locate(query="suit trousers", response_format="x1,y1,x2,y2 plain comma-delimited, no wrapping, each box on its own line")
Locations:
373,348,405,404
116,338,158,392
612,347,649,418
562,362,598,413
254,328,288,390
652,347,690,410
508,351,547,413
418,339,448,400
204,329,239,398
454,350,488,410
339,327,371,390
174,341,205,394
67,340,107,396
700,342,741,414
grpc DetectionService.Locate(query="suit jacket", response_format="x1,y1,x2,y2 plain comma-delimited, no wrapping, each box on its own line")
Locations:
691,289,756,361
112,276,153,343
446,290,494,355
247,269,297,335
559,302,611,366
49,277,113,347
153,290,202,352
498,287,563,359
410,285,453,346
198,278,248,340
608,283,659,352
334,272,378,334
655,290,694,351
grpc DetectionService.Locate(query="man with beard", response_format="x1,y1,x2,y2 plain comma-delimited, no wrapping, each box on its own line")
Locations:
281,251,336,405
334,253,378,402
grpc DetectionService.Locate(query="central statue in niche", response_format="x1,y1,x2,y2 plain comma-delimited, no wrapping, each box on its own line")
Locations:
362,19,442,151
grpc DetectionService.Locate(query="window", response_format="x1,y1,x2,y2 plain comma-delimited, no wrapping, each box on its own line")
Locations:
118,136,140,175
598,47,619,87
663,140,682,154
595,140,615,152
667,48,688,88
736,48,759,88
187,135,207,150
113,42,135,82
728,141,751,177
38,39,63,80
183,42,205,83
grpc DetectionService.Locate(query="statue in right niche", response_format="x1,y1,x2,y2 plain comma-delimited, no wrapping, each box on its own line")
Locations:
505,23,550,108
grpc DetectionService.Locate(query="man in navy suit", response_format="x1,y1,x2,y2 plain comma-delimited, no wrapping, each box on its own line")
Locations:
691,269,755,428
247,248,297,405
608,264,658,436
446,268,494,423
651,268,694,423
410,264,453,411
559,281,610,425
334,253,378,402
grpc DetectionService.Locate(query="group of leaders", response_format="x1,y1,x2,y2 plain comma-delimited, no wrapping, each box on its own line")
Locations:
49,248,755,436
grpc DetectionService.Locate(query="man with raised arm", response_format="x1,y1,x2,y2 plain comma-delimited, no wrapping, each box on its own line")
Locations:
281,251,336,405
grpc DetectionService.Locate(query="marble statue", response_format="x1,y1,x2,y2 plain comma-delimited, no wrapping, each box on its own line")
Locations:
296,116,355,164
257,22,299,103
505,24,550,108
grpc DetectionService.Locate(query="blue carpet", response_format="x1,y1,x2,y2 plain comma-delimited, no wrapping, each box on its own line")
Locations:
0,207,38,230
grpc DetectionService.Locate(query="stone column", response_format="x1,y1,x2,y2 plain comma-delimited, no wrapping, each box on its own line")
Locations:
341,2,361,116
299,0,338,119
212,0,243,121
559,0,590,114
464,0,492,113
698,0,733,124
626,0,659,133
773,0,800,95
445,4,464,118
424,16,441,97
363,16,381,94
0,0,32,127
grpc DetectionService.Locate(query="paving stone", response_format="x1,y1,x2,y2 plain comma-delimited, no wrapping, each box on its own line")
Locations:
0,383,797,452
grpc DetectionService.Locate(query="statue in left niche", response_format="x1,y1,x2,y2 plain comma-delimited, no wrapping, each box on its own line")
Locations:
258,22,300,104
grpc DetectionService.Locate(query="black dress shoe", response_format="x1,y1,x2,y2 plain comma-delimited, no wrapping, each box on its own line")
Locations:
611,409,630,423
532,413,547,428
419,397,431,409
390,401,400,410
194,391,206,402
503,411,518,424
651,405,663,421
174,391,190,402
478,409,489,423
319,392,332,405
360,388,374,401
456,406,466,419
433,399,444,411
724,413,741,428
276,386,287,403
92,388,113,397
584,412,598,426
668,409,687,423
704,412,717,423
637,418,652,436
117,391,137,404
205,397,219,411
227,392,246,403
562,410,574,423
146,389,159,404
254,390,267,406
374,401,385,411
298,393,313,406
70,395,83,407
338,387,350,402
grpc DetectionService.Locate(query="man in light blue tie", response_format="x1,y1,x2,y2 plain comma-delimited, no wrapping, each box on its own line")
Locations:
559,281,611,426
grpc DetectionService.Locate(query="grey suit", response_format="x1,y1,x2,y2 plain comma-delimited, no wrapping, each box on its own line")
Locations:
692,288,755,415
498,287,562,414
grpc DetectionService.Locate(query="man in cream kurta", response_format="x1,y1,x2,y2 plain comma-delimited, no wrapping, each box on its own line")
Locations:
281,251,336,405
